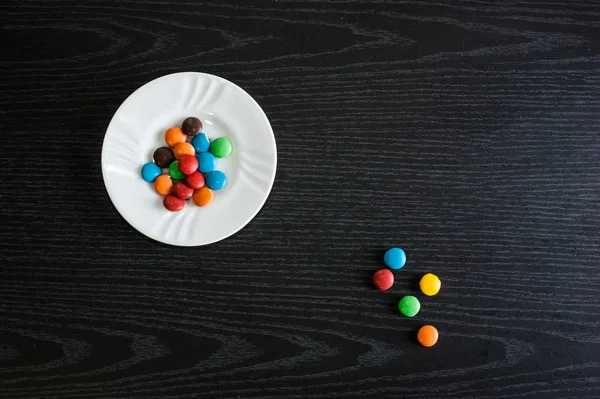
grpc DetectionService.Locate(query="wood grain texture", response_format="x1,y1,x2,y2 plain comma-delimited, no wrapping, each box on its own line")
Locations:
1,0,600,397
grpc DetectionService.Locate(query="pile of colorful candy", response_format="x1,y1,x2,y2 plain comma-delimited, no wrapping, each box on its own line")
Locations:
372,247,442,347
140,117,232,212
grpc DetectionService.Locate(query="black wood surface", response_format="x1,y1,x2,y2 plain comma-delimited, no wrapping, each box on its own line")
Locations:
1,1,600,398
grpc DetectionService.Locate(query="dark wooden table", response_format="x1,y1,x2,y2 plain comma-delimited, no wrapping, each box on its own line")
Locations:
2,1,600,398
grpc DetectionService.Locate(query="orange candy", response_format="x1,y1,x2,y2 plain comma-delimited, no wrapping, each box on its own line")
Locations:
154,174,173,196
165,127,187,148
417,325,439,347
193,187,213,207
173,142,195,159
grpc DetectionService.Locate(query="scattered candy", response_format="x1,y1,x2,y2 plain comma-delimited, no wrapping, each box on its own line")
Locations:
153,147,175,168
141,117,233,211
173,181,194,200
369,244,442,347
384,247,406,270
417,325,439,347
197,152,216,173
205,171,227,190
174,142,195,159
210,137,232,158
163,194,185,212
181,117,202,136
420,273,441,296
154,174,172,196
193,186,214,207
192,133,210,153
165,127,187,148
398,295,420,317
168,161,185,181
372,269,394,291
185,171,205,189
178,154,199,175
141,162,161,183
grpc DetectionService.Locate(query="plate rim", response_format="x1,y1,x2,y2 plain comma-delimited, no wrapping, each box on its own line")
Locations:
101,71,277,246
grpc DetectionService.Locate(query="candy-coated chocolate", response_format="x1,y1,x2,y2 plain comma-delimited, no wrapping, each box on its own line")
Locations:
154,174,173,196
153,147,175,168
420,273,441,296
141,162,161,182
185,171,205,189
197,152,216,173
193,187,213,207
191,133,210,153
173,181,194,200
209,137,232,158
165,127,187,148
398,296,420,317
205,170,227,190
181,117,202,136
384,247,406,270
178,154,198,175
168,161,185,181
163,194,184,212
173,142,195,159
372,269,394,291
417,325,439,347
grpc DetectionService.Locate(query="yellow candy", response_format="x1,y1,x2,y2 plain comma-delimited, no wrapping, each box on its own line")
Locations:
420,273,441,296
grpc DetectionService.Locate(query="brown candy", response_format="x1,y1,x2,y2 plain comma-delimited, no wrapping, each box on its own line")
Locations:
181,117,202,136
153,147,175,168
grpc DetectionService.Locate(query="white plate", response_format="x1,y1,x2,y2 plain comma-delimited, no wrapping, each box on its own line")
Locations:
101,72,277,246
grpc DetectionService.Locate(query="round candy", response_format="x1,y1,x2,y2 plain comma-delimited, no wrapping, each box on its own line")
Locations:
210,137,232,158
185,171,205,189
173,181,194,200
153,147,176,168
384,247,406,270
205,171,227,190
398,296,420,317
173,142,195,159
196,152,217,173
178,154,199,175
420,273,441,296
141,162,161,182
181,117,202,136
372,269,394,291
417,325,439,347
165,127,187,148
168,161,185,181
197,152,216,173
163,194,184,212
154,174,173,196
193,187,213,207
191,133,210,153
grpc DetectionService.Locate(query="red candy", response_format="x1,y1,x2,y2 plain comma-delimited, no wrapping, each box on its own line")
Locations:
373,269,394,291
178,154,199,175
185,171,205,189
173,182,194,200
143,117,228,210
163,194,185,212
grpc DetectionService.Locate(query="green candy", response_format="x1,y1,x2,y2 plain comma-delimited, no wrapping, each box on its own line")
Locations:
210,137,232,158
398,296,420,317
168,161,185,181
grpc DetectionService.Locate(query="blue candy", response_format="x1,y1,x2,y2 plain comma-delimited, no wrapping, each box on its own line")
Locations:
197,152,216,173
191,133,210,153
205,171,227,190
141,162,162,182
384,247,406,270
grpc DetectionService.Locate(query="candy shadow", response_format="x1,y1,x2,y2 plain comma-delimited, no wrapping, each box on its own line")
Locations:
388,297,400,315
362,270,375,289
409,274,422,293
362,246,386,290
409,327,422,347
